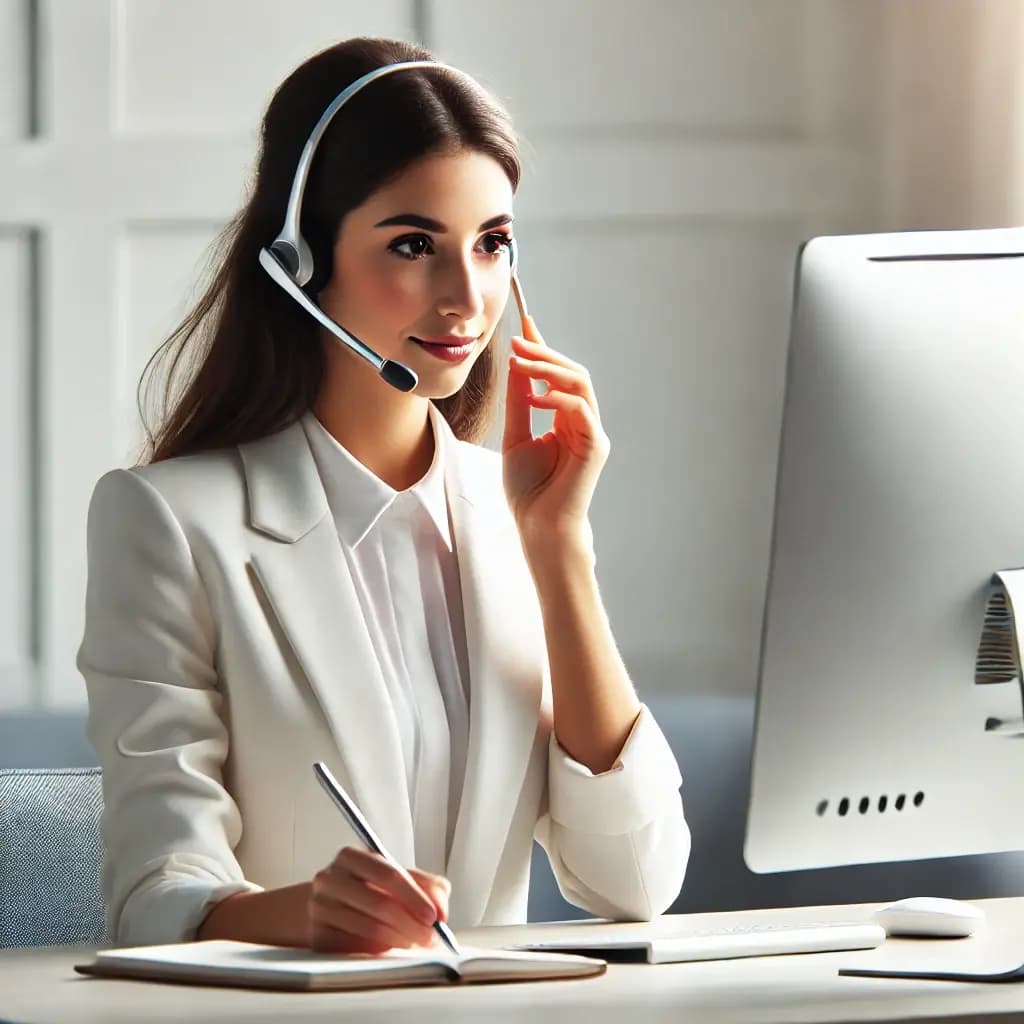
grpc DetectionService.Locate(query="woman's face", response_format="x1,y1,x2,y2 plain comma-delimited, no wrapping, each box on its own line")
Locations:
319,148,516,398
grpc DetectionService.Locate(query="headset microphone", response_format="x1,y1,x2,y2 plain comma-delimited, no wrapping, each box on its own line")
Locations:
258,246,417,391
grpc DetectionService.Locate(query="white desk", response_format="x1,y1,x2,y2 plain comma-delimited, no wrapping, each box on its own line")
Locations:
2,899,1023,1023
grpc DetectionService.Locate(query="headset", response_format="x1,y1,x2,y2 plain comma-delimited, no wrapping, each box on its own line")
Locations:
259,60,529,393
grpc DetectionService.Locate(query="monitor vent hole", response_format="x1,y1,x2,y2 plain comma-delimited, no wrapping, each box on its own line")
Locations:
817,791,926,816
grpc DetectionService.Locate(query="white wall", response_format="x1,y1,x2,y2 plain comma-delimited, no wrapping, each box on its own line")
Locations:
2,0,1023,710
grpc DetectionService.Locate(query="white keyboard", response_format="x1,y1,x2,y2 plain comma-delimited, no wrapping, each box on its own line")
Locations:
515,920,886,964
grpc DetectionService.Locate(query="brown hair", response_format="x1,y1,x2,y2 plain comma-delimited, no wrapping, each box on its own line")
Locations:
139,37,521,464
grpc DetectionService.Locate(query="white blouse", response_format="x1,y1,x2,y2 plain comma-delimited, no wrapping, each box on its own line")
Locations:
301,404,469,875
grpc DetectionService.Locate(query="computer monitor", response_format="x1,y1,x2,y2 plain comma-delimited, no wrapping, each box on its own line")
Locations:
745,227,1024,874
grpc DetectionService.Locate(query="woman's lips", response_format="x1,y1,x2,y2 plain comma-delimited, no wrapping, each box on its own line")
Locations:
410,335,477,364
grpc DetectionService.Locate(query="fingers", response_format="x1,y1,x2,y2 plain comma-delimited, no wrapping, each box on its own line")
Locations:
310,898,430,954
503,350,535,452
509,349,600,417
307,848,444,954
510,334,580,373
339,848,438,921
528,387,606,444
504,318,605,451
527,390,610,458
409,868,452,924
510,353,592,396
522,314,546,346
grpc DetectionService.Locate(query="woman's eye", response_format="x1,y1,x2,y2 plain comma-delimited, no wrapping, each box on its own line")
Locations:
388,233,510,261
479,233,512,257
389,235,434,260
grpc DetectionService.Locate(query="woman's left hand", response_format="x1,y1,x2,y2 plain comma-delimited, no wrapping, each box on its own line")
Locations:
502,316,610,550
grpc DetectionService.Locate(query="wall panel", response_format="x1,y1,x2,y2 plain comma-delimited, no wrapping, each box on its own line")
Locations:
0,233,33,708
0,0,27,139
113,0,417,135
432,0,803,135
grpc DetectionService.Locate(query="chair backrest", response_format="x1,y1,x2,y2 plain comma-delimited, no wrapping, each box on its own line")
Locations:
0,767,108,947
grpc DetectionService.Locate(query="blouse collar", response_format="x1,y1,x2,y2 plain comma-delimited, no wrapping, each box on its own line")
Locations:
301,402,452,551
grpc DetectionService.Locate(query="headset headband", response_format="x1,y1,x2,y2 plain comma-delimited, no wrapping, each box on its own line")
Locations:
270,61,475,286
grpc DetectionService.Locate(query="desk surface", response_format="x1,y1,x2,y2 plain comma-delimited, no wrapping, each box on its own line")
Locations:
3,899,1023,1024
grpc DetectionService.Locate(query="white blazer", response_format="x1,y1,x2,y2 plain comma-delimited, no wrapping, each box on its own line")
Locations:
78,416,690,946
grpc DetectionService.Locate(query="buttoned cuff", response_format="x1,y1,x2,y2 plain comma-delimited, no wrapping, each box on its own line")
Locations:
548,704,683,835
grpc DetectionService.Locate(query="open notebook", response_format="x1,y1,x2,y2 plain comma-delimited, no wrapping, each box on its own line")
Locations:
74,940,605,992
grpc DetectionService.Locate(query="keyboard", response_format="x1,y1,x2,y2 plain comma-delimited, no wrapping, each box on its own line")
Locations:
514,920,886,964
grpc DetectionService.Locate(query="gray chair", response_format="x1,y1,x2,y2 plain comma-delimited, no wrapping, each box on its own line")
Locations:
0,768,108,947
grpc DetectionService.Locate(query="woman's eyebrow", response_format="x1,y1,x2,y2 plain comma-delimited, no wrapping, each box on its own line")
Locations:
374,213,513,232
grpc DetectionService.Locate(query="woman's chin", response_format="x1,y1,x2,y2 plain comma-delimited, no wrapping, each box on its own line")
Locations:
417,366,476,400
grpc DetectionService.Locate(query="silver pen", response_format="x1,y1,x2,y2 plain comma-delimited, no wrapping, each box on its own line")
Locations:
312,761,462,956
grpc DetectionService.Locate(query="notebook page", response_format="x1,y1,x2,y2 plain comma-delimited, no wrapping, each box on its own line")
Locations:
451,945,605,981
87,940,602,986
92,940,447,979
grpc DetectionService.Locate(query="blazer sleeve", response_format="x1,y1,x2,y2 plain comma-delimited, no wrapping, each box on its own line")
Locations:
77,468,262,946
534,704,690,921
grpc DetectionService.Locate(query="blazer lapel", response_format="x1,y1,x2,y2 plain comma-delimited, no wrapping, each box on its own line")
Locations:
238,421,415,866
443,442,546,925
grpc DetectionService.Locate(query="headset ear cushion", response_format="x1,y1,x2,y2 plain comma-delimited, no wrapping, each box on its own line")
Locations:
301,221,334,296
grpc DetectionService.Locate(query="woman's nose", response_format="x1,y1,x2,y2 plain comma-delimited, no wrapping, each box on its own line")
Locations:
435,257,486,320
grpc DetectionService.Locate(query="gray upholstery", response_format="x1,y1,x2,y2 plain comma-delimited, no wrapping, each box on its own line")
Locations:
0,768,108,947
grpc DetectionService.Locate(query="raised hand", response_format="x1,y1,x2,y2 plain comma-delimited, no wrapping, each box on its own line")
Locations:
502,315,610,550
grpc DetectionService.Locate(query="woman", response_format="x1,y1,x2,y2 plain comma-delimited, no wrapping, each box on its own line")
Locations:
79,36,689,954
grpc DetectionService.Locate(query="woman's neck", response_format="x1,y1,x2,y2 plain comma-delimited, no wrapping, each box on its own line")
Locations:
312,353,435,492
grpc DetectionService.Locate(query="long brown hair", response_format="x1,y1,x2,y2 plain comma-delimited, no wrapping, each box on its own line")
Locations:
139,37,521,464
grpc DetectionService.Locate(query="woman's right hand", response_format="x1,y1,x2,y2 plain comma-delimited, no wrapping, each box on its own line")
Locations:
307,846,451,954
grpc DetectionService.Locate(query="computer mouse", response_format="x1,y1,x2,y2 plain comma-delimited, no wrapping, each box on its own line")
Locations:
873,897,985,938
